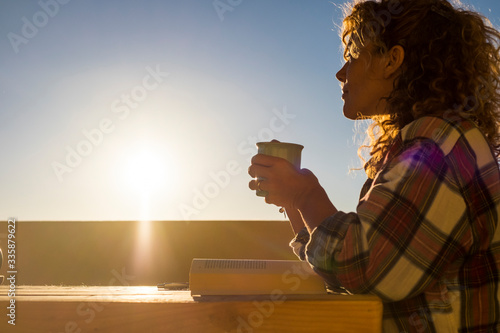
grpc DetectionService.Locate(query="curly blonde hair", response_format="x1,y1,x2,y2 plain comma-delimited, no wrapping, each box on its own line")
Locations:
341,0,500,178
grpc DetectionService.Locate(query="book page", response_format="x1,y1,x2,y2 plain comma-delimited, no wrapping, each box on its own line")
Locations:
189,258,326,296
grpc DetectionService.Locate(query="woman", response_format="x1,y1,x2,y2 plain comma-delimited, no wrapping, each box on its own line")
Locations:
248,0,500,331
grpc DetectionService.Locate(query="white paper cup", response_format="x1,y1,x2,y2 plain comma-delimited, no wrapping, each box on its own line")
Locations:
255,142,303,197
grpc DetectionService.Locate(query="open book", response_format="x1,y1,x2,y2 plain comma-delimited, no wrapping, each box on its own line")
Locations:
189,258,327,296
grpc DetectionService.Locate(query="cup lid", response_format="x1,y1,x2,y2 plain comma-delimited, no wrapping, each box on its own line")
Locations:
256,141,303,148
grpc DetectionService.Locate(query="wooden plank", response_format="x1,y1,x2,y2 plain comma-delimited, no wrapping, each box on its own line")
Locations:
0,286,383,332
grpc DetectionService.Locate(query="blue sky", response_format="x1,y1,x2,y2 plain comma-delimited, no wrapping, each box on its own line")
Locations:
1,0,499,221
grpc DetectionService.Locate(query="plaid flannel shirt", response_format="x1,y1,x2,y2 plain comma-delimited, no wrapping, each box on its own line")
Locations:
291,116,500,332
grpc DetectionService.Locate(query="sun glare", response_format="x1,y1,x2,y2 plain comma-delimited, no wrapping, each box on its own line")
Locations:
121,144,171,270
122,148,168,193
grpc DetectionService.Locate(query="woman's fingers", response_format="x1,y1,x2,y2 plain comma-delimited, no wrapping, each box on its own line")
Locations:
248,154,291,178
248,178,257,190
248,152,306,206
248,178,269,193
250,153,285,167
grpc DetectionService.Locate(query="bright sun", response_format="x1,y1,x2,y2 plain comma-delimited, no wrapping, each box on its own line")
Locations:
121,147,168,193
119,144,172,266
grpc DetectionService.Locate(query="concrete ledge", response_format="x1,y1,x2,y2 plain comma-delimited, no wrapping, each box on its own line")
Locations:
0,220,296,286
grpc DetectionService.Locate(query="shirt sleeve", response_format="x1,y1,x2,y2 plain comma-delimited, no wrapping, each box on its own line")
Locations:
289,227,310,260
303,139,471,302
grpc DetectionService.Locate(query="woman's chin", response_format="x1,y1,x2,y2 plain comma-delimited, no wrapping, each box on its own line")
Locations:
343,107,363,120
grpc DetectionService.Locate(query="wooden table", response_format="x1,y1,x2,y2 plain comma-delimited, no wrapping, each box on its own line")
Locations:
0,286,383,332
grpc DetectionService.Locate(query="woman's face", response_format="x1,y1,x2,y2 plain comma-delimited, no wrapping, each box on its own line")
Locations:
335,44,395,120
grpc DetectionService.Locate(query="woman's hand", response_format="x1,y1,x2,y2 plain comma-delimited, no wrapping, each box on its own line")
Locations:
248,153,314,208
248,153,337,231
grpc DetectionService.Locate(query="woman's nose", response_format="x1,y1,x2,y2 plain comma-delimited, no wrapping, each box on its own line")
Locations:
336,62,347,82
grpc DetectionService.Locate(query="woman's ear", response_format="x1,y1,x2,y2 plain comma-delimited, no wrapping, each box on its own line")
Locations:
384,45,404,78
